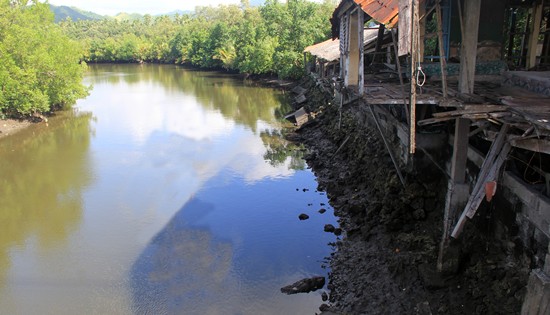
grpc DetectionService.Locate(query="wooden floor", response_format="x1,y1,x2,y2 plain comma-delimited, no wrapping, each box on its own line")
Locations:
357,72,550,154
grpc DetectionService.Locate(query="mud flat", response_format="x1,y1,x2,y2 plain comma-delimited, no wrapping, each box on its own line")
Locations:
286,77,529,315
0,119,32,139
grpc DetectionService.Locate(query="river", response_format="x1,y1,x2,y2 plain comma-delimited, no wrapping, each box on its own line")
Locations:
0,64,336,314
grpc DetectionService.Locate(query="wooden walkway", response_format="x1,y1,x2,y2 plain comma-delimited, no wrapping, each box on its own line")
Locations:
358,77,550,155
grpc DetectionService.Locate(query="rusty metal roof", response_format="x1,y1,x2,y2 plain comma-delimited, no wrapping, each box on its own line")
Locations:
353,0,399,27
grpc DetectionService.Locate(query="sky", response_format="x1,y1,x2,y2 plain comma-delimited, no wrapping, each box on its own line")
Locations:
45,0,248,16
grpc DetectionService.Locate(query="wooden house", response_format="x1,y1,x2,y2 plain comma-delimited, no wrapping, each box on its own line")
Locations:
322,1,550,312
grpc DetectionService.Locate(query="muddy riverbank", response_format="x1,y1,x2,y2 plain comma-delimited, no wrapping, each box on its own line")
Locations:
286,77,530,314
0,119,33,139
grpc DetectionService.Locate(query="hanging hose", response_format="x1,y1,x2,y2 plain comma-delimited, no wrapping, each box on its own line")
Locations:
416,65,426,87
416,24,426,88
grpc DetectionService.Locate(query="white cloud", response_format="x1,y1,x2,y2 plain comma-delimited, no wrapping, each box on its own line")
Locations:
45,0,242,15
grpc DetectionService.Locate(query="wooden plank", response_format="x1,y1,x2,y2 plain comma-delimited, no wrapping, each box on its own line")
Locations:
509,108,550,130
484,130,550,154
366,98,439,105
527,2,544,69
291,86,307,95
465,142,512,219
431,106,508,118
501,97,550,108
398,0,413,56
459,0,481,94
418,112,511,126
451,124,510,238
511,138,550,154
295,94,307,104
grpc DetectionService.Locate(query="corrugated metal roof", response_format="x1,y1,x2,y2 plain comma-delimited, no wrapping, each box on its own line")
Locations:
353,0,399,27
305,27,382,62
304,39,341,62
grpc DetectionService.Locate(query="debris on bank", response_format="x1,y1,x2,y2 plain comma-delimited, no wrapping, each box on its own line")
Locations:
281,276,326,295
283,75,530,315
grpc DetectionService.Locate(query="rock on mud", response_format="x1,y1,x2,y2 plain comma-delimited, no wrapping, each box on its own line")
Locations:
324,224,336,233
280,276,325,294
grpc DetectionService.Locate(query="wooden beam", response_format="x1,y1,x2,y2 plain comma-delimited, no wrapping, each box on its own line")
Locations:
399,0,413,56
451,124,511,238
418,0,426,60
484,130,550,155
431,105,508,117
527,1,544,69
459,0,481,94
437,118,471,272
373,24,386,64
435,1,448,98
451,118,471,183
391,28,411,124
369,104,406,187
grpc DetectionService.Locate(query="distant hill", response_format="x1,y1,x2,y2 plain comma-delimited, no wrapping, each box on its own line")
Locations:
113,12,143,21
163,10,193,17
49,4,104,23
49,2,265,24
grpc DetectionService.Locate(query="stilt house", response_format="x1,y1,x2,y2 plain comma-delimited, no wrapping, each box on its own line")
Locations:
319,1,550,313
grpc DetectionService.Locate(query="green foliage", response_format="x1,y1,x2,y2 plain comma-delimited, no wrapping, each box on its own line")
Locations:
62,0,337,79
0,0,89,117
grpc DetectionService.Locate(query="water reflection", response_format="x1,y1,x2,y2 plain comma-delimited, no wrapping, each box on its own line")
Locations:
87,64,291,132
0,65,333,314
0,111,93,284
261,130,306,170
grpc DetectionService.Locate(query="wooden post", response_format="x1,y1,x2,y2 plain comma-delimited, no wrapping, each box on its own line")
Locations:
369,105,406,187
527,1,543,69
521,242,550,314
418,0,426,60
451,119,470,183
410,0,420,154
459,0,481,94
304,52,308,74
508,9,517,65
358,10,365,95
438,118,470,273
373,24,387,64
391,29,411,124
436,1,448,98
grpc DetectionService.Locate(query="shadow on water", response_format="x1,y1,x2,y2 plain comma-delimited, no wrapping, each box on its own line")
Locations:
130,169,337,315
0,111,94,285
130,198,234,315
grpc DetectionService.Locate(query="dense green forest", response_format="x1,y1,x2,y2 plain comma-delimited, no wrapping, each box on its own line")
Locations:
60,0,337,79
0,0,88,117
0,0,335,118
